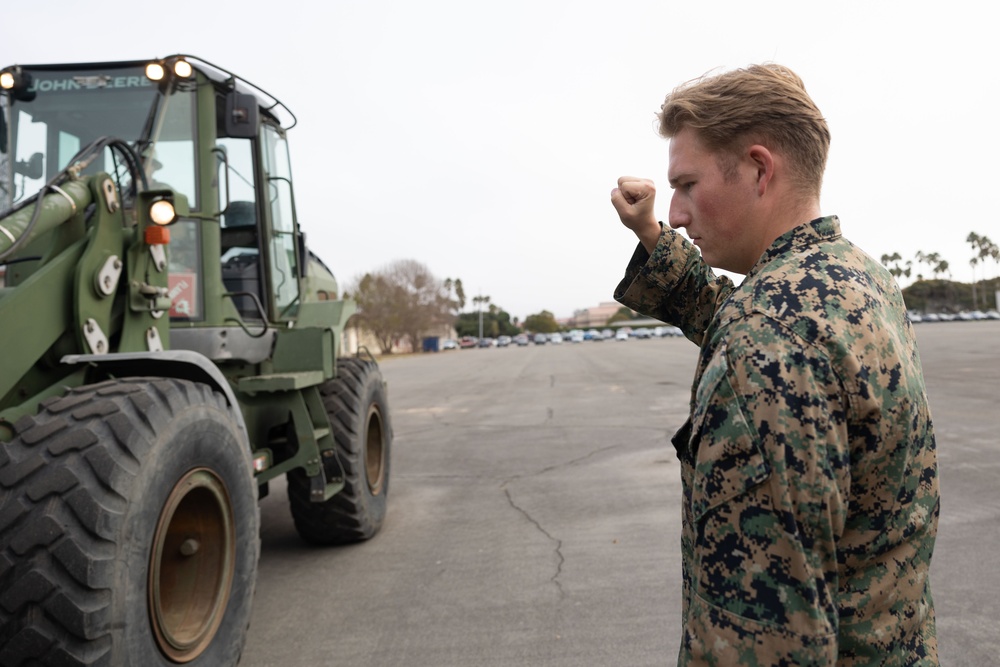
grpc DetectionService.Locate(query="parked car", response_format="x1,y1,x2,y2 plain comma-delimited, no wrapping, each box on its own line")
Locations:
549,333,564,344
633,328,652,339
569,330,584,343
478,337,496,348
533,333,547,345
497,335,512,347
441,338,459,350
615,329,629,341
514,334,530,346
459,336,478,348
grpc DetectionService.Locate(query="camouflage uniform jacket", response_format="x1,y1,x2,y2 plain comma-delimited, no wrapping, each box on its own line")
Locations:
614,216,939,666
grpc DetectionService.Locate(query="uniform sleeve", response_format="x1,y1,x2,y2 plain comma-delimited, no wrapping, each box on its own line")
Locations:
682,316,850,666
614,226,737,347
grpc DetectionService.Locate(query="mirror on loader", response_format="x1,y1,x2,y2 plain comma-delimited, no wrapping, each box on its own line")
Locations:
224,91,259,139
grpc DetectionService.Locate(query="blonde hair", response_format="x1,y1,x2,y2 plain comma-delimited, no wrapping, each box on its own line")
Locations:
658,64,830,197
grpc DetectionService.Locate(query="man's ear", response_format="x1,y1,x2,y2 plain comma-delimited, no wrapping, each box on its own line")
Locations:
747,145,774,196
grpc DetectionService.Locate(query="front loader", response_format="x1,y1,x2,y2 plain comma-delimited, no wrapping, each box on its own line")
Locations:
0,55,391,666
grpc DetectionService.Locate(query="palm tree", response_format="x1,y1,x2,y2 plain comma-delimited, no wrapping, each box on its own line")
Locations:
880,252,912,281
983,236,1000,309
966,232,996,309
935,256,949,279
914,251,931,281
915,251,948,282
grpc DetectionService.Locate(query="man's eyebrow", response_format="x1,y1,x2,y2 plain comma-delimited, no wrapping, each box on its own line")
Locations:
668,173,689,188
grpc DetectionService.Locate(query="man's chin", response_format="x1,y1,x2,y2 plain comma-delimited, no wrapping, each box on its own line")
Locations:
700,250,746,276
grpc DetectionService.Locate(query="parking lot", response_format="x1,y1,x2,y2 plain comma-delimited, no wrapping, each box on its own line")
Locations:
242,320,999,666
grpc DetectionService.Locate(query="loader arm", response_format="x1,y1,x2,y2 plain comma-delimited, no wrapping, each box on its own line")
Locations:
0,167,181,438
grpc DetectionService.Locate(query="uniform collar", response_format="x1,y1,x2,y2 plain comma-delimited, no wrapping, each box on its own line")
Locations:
745,215,841,280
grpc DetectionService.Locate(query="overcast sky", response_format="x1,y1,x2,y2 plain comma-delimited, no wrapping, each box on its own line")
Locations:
5,1,998,321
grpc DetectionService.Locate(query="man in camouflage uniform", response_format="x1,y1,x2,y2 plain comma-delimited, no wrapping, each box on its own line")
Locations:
610,64,939,665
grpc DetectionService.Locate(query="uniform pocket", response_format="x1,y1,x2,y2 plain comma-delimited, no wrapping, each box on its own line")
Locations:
689,342,770,523
684,593,837,666
687,342,836,643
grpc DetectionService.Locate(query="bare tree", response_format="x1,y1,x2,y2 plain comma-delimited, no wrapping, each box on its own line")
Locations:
350,260,456,354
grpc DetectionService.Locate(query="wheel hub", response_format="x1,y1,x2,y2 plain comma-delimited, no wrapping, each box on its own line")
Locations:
149,468,236,662
365,405,386,495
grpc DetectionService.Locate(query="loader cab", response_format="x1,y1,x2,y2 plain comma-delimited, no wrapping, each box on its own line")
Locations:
170,70,308,329
0,56,308,328
214,117,302,324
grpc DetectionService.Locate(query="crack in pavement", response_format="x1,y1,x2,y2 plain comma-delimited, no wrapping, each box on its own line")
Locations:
498,444,620,601
503,486,566,600
501,444,620,488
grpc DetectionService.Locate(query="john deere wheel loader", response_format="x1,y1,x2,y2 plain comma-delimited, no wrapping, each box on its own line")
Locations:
0,55,392,666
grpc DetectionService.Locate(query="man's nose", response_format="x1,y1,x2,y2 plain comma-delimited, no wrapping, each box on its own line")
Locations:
668,191,688,229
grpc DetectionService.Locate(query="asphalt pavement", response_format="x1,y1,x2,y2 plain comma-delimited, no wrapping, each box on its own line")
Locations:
240,320,1000,667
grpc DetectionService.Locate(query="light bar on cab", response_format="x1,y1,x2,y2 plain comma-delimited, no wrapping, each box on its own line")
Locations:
145,62,166,81
145,57,193,82
173,59,193,78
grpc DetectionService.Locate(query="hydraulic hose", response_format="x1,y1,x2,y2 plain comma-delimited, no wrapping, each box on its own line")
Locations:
0,137,145,261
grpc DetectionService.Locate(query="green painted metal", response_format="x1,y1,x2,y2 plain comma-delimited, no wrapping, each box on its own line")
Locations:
73,176,125,355
0,235,86,431
1,55,362,504
237,370,326,392
0,180,90,258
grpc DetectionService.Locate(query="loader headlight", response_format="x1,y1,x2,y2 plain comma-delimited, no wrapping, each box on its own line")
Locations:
145,58,193,83
1,67,35,101
172,59,193,78
145,62,166,82
149,199,177,225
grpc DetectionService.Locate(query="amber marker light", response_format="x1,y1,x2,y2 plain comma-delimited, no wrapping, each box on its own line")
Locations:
145,226,171,245
145,62,166,81
149,199,177,225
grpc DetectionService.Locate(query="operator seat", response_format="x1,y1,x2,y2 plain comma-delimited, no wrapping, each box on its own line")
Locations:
220,200,261,319
220,200,257,252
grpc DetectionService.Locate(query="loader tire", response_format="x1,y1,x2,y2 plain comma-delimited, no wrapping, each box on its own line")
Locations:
0,378,259,666
287,357,391,545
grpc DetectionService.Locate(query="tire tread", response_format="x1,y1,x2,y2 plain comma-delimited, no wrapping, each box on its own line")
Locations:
287,357,391,545
0,377,248,666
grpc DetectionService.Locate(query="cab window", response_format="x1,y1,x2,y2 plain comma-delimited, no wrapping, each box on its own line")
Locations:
261,124,299,316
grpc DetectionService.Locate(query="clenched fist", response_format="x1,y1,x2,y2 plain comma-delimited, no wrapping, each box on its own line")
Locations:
611,176,661,254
